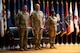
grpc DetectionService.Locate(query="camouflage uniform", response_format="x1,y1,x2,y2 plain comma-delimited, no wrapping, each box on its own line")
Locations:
30,11,44,49
47,16,57,48
16,11,29,50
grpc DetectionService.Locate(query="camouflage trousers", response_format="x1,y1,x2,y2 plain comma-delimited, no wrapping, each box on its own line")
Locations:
49,36,56,44
19,28,28,48
48,30,56,44
33,28,43,48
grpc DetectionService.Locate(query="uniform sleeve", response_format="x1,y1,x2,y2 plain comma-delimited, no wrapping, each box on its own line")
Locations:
30,13,35,28
46,17,51,30
42,12,45,28
16,13,21,27
27,13,30,27
26,13,30,27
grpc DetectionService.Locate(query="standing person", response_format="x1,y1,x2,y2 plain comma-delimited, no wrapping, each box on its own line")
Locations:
30,4,44,50
16,5,29,51
46,9,57,49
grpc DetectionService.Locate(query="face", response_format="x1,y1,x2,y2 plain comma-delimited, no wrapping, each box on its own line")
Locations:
35,4,40,11
52,11,55,16
22,5,27,12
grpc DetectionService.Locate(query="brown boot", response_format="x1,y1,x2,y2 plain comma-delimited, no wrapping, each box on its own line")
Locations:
20,45,24,51
20,48,24,51
23,45,28,51
35,45,39,50
50,43,54,49
23,47,28,51
38,44,42,50
20,46,24,51
35,47,38,50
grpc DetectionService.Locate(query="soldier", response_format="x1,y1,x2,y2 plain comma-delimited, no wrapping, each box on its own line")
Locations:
30,4,44,50
16,5,29,51
46,9,57,49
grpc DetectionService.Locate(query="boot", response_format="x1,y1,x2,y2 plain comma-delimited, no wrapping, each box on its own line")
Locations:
50,43,54,49
50,43,56,49
23,47,28,51
23,45,28,51
35,44,38,50
38,45,42,50
20,48,24,51
20,46,24,51
35,46,38,50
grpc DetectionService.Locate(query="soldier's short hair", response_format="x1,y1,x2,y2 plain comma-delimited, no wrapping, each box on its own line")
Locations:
51,9,54,12
51,10,55,14
22,5,27,9
35,3,40,7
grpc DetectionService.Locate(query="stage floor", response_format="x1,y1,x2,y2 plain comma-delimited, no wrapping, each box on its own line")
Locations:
0,44,80,53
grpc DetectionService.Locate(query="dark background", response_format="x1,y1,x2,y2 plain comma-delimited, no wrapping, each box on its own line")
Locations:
0,0,80,48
